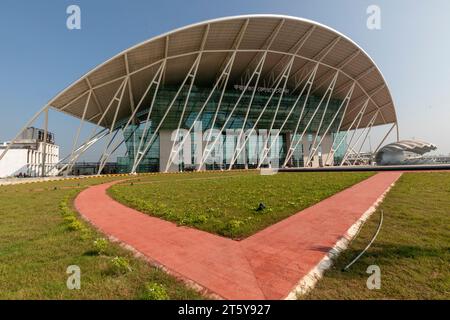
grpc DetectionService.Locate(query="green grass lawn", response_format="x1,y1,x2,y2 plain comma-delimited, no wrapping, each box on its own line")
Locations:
0,175,202,300
4,171,445,300
303,172,450,300
108,171,374,239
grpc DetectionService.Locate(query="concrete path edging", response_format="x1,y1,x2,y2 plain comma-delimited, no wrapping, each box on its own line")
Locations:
284,174,400,299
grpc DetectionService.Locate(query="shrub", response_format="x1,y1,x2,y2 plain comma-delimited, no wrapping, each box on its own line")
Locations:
192,213,208,224
80,229,92,240
60,201,72,217
220,219,244,237
179,211,208,226
63,215,77,224
59,194,90,235
93,238,108,255
162,209,177,221
67,220,84,231
142,282,169,300
110,256,132,274
133,198,153,213
228,219,244,230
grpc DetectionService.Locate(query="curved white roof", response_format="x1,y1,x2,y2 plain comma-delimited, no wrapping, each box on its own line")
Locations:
48,14,397,130
378,140,437,155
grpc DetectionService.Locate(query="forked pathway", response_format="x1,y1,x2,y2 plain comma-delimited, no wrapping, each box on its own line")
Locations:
75,172,402,299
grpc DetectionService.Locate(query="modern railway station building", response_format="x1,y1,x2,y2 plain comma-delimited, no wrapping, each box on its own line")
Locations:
0,15,399,175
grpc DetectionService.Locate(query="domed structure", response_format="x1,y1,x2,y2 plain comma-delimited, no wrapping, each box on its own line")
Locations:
375,140,437,165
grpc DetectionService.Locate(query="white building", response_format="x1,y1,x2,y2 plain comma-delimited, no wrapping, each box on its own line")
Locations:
0,127,59,178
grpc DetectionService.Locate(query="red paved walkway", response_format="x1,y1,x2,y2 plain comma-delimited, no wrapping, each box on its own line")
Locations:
74,171,401,299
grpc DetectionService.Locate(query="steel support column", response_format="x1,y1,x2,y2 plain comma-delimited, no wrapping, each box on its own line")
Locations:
133,55,202,173
283,70,340,167
305,82,355,167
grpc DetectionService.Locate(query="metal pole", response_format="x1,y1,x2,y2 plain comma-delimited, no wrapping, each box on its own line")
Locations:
229,55,293,169
395,122,400,142
325,97,368,166
304,71,340,167
373,123,396,154
55,129,109,176
133,55,201,173
60,79,127,175
281,64,319,167
66,92,92,176
165,52,204,172
99,62,166,174
336,99,370,166
198,52,268,171
165,53,237,171
306,82,355,167
341,110,378,166
253,57,296,169
283,69,340,167
228,52,268,170
351,110,379,165
41,107,49,177
97,77,128,175
259,64,319,167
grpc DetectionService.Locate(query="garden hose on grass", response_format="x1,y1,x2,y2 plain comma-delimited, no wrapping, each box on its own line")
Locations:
343,209,384,271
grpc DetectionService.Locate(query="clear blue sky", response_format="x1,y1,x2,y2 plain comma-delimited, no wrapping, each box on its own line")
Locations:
1,0,449,158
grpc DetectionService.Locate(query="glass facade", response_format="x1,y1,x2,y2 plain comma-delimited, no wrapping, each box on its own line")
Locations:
117,124,160,173
332,131,348,165
116,85,345,172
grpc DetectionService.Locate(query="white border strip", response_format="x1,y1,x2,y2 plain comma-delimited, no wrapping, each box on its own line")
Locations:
285,173,402,300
